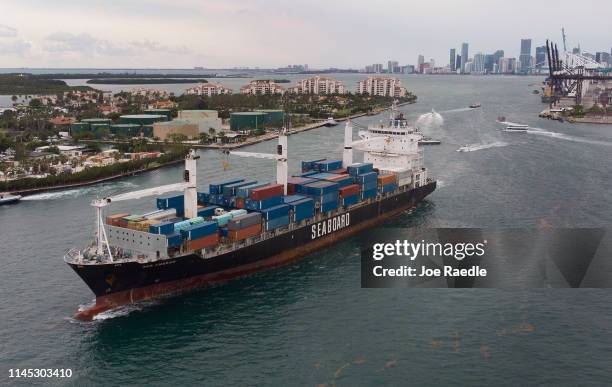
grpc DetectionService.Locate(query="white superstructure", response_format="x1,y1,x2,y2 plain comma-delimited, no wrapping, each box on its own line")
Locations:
353,103,428,188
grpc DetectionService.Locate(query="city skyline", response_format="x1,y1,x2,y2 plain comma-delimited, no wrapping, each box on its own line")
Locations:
0,0,611,69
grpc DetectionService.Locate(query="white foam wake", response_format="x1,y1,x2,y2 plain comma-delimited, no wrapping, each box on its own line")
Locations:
21,182,138,201
526,128,612,147
457,142,508,152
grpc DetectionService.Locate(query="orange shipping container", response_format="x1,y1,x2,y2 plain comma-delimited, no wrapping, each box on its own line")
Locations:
235,197,245,209
106,213,130,225
227,223,262,242
339,184,360,197
377,174,397,186
187,233,219,250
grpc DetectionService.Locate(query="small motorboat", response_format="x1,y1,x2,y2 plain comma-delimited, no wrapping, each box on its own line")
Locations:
418,137,441,145
497,116,506,122
324,117,339,127
469,103,481,108
0,192,22,205
503,124,529,132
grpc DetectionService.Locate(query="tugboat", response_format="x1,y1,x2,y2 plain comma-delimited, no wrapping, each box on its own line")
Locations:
324,117,339,127
0,192,22,205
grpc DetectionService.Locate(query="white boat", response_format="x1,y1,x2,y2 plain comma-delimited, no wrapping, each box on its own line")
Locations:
0,193,22,205
324,117,339,127
504,124,529,132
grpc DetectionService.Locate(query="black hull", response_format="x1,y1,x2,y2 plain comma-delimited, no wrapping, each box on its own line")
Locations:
67,182,435,314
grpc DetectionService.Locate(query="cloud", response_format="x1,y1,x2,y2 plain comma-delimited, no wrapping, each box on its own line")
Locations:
129,39,190,55
0,39,31,55
0,24,18,38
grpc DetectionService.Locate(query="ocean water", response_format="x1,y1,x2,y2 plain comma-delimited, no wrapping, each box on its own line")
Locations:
1,75,612,386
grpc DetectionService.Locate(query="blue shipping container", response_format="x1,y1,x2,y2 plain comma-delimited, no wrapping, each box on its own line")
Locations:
380,182,398,194
197,205,218,218
223,180,257,197
260,204,290,220
321,200,338,212
237,182,268,198
301,158,326,172
197,192,209,205
314,160,342,172
209,178,244,194
347,163,374,176
247,195,283,210
308,173,338,180
362,180,377,191
294,171,319,178
290,198,315,222
167,232,182,247
180,221,218,240
353,172,378,185
265,215,290,231
283,194,307,203
149,220,175,235
342,194,359,206
305,181,339,196
361,188,377,200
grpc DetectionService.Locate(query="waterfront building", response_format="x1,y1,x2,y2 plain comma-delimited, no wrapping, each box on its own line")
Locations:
153,120,199,141
387,60,399,74
449,48,456,72
463,60,474,74
460,43,469,74
356,76,408,97
365,63,384,73
499,57,517,74
484,54,495,73
402,65,415,74
456,55,461,73
536,46,547,69
288,76,346,94
185,83,233,96
519,39,532,74
473,53,486,74
240,80,284,95
417,55,425,73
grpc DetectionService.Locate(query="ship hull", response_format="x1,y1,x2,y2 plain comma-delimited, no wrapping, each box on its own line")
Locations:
69,182,436,320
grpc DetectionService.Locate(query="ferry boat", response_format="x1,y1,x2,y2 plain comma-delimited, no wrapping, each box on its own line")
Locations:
65,121,436,320
0,193,22,205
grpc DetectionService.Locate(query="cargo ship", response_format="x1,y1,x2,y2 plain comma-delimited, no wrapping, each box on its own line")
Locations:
65,114,436,320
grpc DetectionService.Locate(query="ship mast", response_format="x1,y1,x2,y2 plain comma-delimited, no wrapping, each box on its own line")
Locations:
230,128,289,194
342,119,353,167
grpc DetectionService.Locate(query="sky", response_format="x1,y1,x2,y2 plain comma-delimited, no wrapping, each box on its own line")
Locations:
0,0,610,69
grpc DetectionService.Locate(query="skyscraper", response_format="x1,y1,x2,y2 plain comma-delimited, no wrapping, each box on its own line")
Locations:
473,53,486,73
535,46,547,69
449,48,456,71
460,43,469,74
387,60,398,74
417,55,424,73
519,39,532,74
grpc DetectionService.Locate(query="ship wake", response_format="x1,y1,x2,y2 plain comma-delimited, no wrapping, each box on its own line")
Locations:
457,141,508,152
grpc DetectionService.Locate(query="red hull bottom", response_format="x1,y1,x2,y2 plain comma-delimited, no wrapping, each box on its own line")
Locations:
75,202,415,321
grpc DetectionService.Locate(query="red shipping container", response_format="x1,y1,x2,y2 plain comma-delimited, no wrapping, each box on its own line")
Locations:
339,184,360,197
235,197,245,208
249,184,283,200
227,223,262,241
106,212,130,225
187,233,219,250
377,174,397,186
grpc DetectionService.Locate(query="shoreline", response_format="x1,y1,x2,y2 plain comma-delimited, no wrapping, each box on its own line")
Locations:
8,158,184,197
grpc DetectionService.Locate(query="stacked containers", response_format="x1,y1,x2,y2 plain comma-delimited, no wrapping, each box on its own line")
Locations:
339,184,360,206
314,160,343,172
227,212,262,241
167,233,182,247
209,178,244,195
149,220,175,235
305,181,339,213
353,171,378,200
293,171,318,178
157,195,185,217
106,213,130,226
288,198,315,222
287,177,315,195
223,180,257,197
377,174,398,194
301,158,326,172
246,184,284,210
181,221,219,250
258,204,290,231
282,194,307,203
347,163,374,176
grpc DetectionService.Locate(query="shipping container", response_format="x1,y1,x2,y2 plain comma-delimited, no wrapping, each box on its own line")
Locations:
227,223,262,242
339,184,360,197
265,215,290,231
212,213,233,227
245,195,283,210
328,168,348,174
186,233,219,250
250,184,283,200
145,208,177,221
361,188,377,200
209,178,244,194
352,171,378,185
173,220,193,232
149,220,175,235
321,200,338,213
314,160,342,172
379,182,398,194
324,174,353,188
235,197,244,208
293,171,318,178
197,192,209,204
236,182,269,199
227,212,262,231
377,174,397,186
282,194,307,203
188,216,205,225
347,163,374,176
342,194,359,206
287,177,315,195
289,198,315,222
362,180,377,191
228,209,248,218
105,212,130,226
197,205,219,218
180,221,218,240
259,204,290,221
304,181,339,196
223,180,257,197
301,158,326,172
166,232,182,247
308,172,338,180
